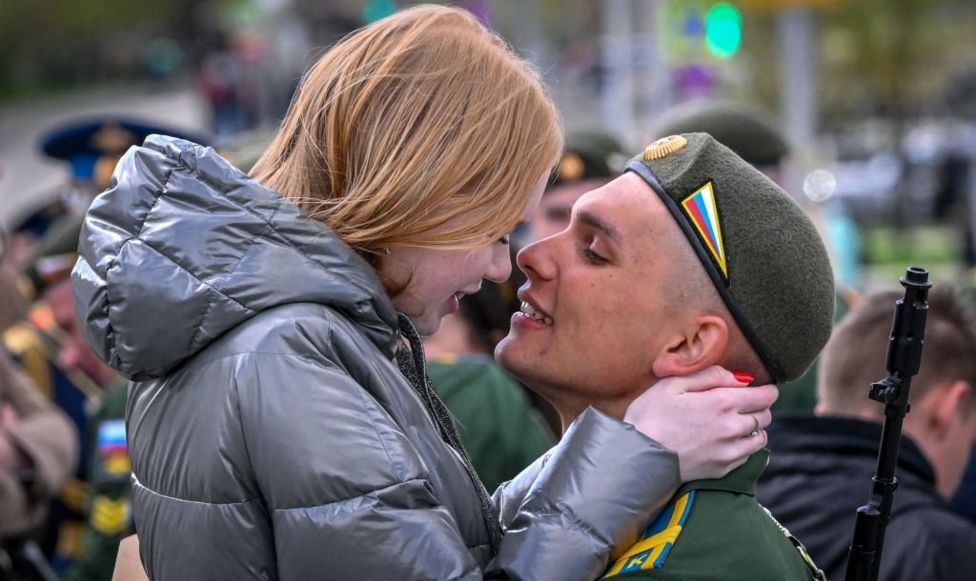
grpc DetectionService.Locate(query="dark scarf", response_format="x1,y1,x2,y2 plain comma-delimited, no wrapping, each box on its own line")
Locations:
394,313,503,553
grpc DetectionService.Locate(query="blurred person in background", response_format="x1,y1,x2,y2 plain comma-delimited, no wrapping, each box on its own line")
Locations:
0,225,78,580
932,146,975,271
526,130,624,244
758,288,976,580
8,115,204,575
22,216,131,581
495,133,833,580
78,7,780,579
652,101,855,414
952,287,976,526
423,258,555,492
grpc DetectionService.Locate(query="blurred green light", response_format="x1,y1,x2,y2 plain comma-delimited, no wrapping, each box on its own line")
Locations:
705,3,742,59
364,0,397,23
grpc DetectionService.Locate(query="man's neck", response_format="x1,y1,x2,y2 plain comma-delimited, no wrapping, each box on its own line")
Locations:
528,383,637,434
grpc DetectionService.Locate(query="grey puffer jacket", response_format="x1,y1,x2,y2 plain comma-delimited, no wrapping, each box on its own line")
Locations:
72,135,681,580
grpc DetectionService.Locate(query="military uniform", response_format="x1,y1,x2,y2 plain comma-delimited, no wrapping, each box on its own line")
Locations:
4,304,97,570
604,451,823,580
63,381,130,581
4,118,199,575
427,355,555,491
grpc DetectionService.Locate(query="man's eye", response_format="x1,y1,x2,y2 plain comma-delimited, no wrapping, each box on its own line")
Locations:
498,235,510,245
582,246,607,264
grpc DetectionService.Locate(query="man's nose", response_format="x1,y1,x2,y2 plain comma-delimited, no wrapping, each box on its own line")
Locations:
517,238,556,282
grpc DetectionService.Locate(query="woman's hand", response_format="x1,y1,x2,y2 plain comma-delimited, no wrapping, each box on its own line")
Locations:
622,366,777,482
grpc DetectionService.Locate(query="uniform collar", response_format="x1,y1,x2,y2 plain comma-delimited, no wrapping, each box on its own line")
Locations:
677,449,769,496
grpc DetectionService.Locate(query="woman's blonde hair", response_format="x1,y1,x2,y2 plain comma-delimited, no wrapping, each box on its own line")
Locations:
251,5,562,262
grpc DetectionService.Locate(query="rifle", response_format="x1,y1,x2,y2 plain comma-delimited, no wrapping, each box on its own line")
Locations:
845,267,931,581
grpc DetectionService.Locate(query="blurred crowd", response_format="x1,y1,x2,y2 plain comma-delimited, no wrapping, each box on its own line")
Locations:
3,4,976,581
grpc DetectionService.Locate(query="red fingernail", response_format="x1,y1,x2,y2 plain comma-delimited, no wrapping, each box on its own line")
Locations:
733,372,755,384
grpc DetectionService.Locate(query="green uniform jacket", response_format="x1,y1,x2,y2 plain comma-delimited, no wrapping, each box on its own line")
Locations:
604,451,824,580
427,355,555,491
64,382,130,581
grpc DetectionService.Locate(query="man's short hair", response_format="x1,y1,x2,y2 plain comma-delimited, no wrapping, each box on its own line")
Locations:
818,287,976,415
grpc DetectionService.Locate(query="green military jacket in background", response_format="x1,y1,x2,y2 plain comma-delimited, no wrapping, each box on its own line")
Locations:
427,355,555,491
604,450,824,580
64,382,130,581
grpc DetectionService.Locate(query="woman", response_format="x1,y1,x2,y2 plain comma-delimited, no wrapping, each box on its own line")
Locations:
73,6,775,580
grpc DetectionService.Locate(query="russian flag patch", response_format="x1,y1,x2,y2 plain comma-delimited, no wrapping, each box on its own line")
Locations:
680,181,728,280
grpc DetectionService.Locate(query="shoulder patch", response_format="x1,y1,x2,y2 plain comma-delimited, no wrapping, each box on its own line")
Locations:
680,181,728,280
90,495,130,536
603,491,697,578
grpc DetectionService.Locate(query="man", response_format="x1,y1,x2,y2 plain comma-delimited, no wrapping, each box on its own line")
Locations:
527,130,624,243
758,288,976,580
496,132,834,579
1,234,77,578
19,215,132,581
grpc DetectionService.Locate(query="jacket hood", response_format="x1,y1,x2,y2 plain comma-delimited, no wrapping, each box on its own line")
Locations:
72,135,399,380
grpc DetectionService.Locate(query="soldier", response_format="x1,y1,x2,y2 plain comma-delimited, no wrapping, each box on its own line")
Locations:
0,225,77,580
2,118,206,577
495,133,835,579
22,215,131,581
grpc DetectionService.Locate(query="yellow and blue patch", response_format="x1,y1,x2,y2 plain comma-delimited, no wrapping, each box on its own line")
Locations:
603,491,697,578
680,181,728,279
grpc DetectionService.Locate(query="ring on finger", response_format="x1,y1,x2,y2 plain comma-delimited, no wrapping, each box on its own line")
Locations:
749,415,760,438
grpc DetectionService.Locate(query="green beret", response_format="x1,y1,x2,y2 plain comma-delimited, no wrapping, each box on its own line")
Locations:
654,102,789,167
550,130,624,188
627,133,834,382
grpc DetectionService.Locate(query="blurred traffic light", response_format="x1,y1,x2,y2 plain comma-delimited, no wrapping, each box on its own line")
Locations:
705,2,742,58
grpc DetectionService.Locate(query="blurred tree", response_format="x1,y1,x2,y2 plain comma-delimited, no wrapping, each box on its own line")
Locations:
0,0,246,98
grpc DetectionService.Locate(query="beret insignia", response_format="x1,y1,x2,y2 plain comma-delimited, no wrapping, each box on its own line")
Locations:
558,152,585,182
643,135,688,161
680,181,728,280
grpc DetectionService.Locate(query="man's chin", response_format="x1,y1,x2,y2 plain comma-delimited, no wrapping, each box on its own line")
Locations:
494,335,545,389
494,334,524,374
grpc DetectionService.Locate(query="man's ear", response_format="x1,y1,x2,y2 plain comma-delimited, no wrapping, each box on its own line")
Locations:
651,315,729,377
929,380,973,441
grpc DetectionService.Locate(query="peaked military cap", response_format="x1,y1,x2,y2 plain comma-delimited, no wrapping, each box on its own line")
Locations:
627,133,834,382
654,102,789,167
39,118,211,181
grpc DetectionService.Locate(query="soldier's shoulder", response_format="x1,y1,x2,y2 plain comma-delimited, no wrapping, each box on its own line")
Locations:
603,490,817,580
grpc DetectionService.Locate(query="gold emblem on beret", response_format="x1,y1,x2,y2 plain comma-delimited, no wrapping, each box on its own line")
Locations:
643,135,688,161
558,153,585,182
